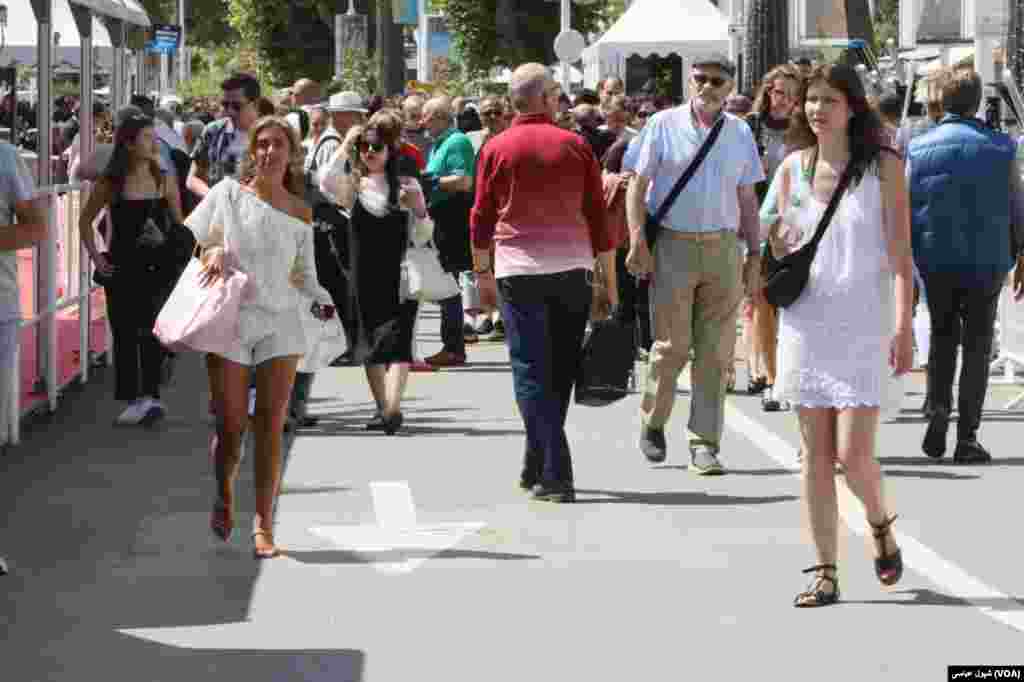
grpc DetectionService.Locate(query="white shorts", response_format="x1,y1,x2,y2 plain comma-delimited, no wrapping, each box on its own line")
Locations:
219,311,308,367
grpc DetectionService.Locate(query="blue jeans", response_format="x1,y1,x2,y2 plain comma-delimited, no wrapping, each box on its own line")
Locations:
499,269,591,487
439,274,465,355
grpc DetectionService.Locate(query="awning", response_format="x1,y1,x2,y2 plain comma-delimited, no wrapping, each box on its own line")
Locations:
69,0,151,27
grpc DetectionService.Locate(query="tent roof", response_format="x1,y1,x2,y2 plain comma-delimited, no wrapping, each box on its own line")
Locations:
585,0,729,60
3,0,149,51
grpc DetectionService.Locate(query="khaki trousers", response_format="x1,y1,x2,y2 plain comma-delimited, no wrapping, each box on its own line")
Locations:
640,230,742,447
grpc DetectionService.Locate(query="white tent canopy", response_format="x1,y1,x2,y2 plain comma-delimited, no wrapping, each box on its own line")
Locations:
582,0,730,89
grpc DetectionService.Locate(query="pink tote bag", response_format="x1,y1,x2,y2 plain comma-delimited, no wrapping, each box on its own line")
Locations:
153,257,249,355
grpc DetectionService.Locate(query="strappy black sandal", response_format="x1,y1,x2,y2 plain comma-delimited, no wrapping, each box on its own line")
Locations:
793,564,840,608
870,514,903,586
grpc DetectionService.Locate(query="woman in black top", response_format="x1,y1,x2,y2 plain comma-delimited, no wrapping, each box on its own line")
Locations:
79,114,185,426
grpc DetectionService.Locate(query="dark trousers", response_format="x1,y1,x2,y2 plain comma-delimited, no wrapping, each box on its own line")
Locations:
105,280,163,401
500,269,591,487
615,245,652,351
922,272,1002,440
440,273,466,356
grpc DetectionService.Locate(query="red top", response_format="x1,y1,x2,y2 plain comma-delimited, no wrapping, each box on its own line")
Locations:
400,141,426,171
471,113,612,278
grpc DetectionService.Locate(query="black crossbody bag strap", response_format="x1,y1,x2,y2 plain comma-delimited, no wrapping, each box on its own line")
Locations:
645,115,725,246
804,152,854,250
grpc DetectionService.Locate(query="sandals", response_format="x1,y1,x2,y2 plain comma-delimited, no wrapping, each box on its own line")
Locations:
252,529,280,560
793,564,840,608
747,376,768,395
870,514,903,586
210,498,233,542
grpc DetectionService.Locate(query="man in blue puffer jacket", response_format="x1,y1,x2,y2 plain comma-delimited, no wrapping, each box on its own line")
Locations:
908,67,1024,464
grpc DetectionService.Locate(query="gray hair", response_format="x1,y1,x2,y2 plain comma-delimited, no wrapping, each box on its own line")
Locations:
509,63,550,113
154,108,176,127
113,105,144,129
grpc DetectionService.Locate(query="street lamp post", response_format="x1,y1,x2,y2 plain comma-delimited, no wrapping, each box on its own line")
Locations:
555,0,596,93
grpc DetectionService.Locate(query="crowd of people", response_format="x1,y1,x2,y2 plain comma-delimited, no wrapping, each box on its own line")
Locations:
1,51,1021,606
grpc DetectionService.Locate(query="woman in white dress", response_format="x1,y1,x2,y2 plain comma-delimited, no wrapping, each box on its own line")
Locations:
186,117,335,559
766,64,914,607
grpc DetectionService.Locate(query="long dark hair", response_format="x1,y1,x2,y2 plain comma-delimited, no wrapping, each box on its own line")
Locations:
787,62,890,186
348,110,406,208
103,114,164,197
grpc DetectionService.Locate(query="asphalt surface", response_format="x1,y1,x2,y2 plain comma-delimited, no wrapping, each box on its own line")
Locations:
2,307,1022,681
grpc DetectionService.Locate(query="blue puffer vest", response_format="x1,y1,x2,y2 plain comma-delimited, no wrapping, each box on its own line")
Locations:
908,115,1016,286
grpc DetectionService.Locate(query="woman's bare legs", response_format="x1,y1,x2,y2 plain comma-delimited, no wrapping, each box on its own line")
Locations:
210,357,250,539
383,363,410,418
835,407,899,560
365,364,387,414
251,355,300,557
797,407,840,600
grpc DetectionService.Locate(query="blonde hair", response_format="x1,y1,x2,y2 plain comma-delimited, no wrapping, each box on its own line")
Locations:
239,116,306,196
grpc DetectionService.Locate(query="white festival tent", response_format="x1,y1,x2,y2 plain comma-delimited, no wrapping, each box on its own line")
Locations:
582,0,730,91
2,0,148,68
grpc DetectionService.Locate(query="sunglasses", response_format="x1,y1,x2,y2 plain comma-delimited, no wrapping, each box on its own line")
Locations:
637,110,653,119
359,140,387,154
692,74,728,89
221,100,246,112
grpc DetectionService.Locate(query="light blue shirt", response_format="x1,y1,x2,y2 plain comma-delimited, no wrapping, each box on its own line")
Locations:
624,102,764,233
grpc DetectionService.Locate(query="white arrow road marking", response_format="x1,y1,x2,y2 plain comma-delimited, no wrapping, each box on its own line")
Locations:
309,481,486,574
726,403,1024,634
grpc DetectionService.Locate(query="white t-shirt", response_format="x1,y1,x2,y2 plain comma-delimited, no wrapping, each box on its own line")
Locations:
0,142,37,321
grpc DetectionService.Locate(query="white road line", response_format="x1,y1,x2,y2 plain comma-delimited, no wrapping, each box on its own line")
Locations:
725,403,1024,633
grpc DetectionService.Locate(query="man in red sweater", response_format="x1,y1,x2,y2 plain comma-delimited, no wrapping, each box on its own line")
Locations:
471,63,618,503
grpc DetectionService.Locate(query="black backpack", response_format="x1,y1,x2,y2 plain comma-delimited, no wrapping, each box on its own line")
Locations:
164,142,198,216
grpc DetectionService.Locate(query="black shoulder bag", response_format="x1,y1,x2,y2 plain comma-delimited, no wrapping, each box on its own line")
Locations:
761,150,853,308
644,115,725,247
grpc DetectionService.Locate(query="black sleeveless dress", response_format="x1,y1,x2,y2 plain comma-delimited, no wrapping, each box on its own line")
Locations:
107,196,179,330
349,196,419,365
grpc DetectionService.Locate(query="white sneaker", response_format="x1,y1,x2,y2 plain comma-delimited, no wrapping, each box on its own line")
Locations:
116,399,151,425
248,388,257,417
141,398,167,425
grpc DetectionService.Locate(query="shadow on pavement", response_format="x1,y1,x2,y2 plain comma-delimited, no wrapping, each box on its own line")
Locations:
879,456,1024,467
653,465,799,476
882,469,981,481
572,489,799,506
286,548,540,565
844,588,1024,611
0,356,357,680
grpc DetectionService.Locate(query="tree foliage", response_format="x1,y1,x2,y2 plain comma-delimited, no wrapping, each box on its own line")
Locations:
437,0,609,76
871,0,899,54
136,0,236,48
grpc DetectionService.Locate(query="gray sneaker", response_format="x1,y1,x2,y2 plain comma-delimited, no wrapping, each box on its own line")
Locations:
689,443,725,476
0,555,8,575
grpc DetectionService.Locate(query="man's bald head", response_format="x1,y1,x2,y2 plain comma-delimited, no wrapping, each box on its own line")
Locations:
291,78,321,107
510,63,554,115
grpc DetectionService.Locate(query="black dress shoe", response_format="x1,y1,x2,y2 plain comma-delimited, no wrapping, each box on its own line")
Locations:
640,424,667,463
953,439,992,464
922,410,949,459
530,481,576,503
366,413,386,430
382,411,404,435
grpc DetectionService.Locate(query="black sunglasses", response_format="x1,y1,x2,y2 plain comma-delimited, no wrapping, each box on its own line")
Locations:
692,74,728,89
359,140,387,154
637,110,653,118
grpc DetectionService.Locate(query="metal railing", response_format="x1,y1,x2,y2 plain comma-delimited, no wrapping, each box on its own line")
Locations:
9,181,109,445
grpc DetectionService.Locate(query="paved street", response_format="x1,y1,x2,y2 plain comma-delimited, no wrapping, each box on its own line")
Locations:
2,307,1023,681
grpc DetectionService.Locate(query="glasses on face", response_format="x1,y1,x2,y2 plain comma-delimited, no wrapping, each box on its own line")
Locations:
359,140,386,154
692,74,728,89
221,100,246,112
637,110,653,119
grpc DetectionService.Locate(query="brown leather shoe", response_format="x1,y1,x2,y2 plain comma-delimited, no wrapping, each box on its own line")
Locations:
425,350,467,367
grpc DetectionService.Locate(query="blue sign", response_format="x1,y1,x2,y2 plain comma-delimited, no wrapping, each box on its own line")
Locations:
145,24,180,55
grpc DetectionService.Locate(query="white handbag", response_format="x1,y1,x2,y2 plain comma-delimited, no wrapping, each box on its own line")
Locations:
402,240,460,302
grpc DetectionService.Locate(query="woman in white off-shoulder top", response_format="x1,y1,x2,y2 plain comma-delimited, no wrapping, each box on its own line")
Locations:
186,116,335,559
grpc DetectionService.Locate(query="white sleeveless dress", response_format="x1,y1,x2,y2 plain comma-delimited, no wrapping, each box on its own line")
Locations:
774,156,902,411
